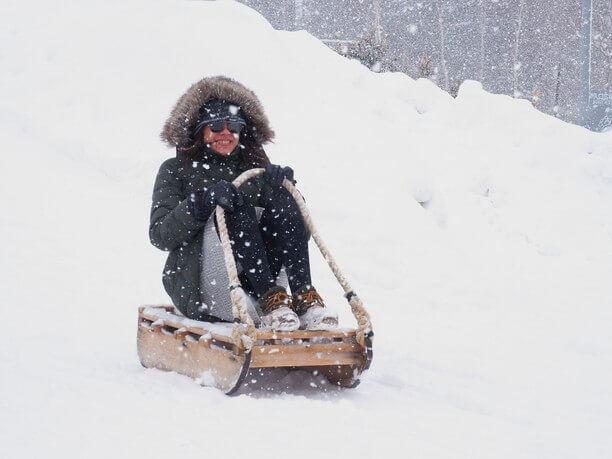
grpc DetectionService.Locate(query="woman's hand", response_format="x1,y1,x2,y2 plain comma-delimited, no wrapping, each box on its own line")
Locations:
207,180,244,212
190,180,244,220
264,164,295,187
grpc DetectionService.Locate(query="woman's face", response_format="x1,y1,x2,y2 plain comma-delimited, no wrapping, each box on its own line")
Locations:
202,123,240,156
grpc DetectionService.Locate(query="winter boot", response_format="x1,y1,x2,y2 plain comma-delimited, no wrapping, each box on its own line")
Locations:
293,285,338,330
258,286,299,332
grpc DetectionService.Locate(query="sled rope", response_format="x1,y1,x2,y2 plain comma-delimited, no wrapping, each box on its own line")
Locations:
219,168,373,348
215,206,257,352
281,179,373,346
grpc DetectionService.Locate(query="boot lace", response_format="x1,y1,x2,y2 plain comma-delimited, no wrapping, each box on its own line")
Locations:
264,291,293,312
295,289,325,314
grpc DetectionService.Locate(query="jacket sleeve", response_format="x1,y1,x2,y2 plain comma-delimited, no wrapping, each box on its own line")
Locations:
149,159,206,252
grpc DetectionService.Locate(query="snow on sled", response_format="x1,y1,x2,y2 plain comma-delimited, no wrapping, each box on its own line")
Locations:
138,168,373,394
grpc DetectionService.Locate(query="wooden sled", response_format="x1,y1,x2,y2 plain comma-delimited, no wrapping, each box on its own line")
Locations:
138,168,373,394
137,305,373,394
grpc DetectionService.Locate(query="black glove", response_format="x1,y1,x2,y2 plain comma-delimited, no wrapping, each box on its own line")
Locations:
190,180,244,221
264,164,295,187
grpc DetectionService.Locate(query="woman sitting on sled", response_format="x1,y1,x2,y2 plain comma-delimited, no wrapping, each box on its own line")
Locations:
150,76,337,332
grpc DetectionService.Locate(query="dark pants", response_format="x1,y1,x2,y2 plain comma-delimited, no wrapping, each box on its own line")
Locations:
221,187,311,298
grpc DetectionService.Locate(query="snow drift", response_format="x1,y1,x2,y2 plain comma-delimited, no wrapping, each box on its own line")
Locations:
1,1,611,458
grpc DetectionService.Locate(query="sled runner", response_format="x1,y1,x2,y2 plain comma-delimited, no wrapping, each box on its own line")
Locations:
137,168,373,394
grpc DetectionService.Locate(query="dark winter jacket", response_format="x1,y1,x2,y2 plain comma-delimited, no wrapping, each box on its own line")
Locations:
151,76,275,320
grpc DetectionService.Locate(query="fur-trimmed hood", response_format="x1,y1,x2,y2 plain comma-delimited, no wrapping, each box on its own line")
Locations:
161,76,275,148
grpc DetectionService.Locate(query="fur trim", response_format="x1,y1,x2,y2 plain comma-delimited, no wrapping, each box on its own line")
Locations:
161,76,275,148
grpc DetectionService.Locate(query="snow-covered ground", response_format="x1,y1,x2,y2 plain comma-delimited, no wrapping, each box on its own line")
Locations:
1,1,611,457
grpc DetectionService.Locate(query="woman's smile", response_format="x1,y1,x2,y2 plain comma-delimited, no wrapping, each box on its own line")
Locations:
203,125,240,155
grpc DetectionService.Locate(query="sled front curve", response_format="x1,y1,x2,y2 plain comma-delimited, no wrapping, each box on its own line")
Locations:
137,306,372,393
137,306,250,394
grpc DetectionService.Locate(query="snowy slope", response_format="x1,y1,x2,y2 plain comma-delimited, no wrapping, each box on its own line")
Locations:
1,1,611,458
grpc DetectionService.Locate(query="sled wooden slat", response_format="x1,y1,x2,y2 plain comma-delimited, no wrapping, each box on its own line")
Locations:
139,305,175,313
250,342,364,368
139,310,235,344
255,329,356,340
250,351,364,368
253,342,362,355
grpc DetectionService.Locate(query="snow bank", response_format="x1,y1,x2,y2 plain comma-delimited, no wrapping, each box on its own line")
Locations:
1,1,611,458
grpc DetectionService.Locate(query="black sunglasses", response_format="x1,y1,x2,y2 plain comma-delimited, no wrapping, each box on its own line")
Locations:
208,121,245,134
